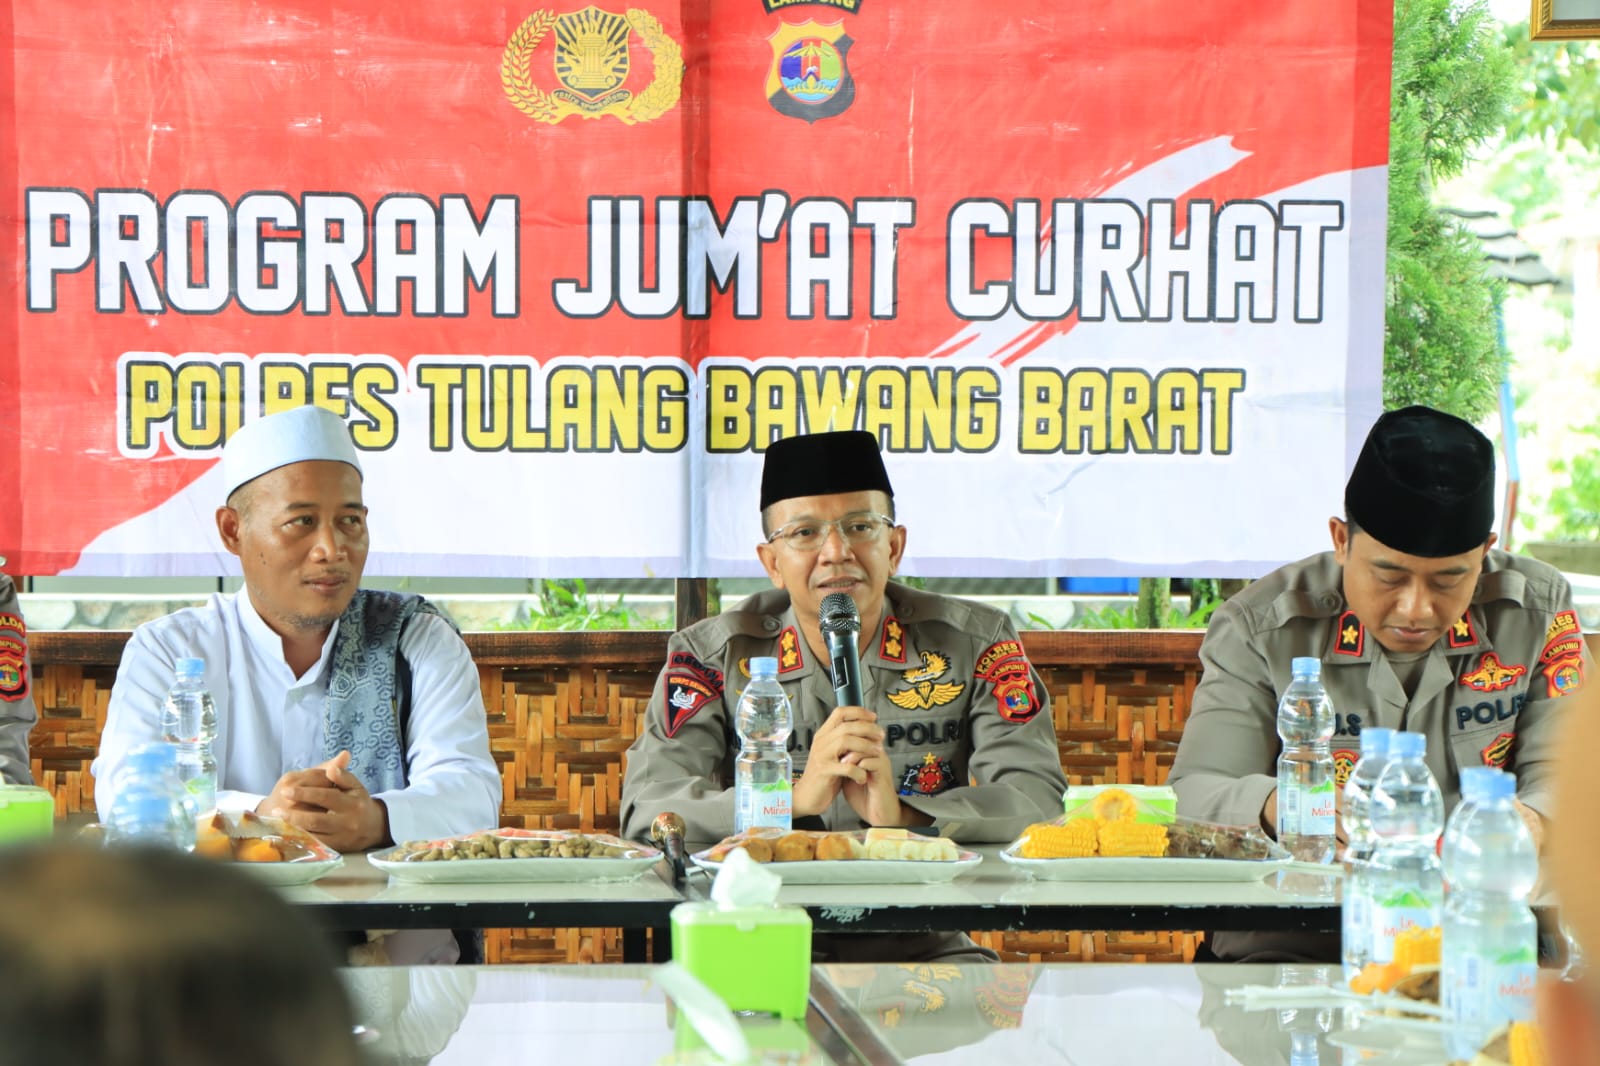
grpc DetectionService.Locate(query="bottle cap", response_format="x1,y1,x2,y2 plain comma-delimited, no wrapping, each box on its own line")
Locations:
1389,731,1425,760
1359,727,1394,756
749,656,779,678
175,657,205,679
1480,770,1516,802
1458,765,1497,802
1290,656,1322,679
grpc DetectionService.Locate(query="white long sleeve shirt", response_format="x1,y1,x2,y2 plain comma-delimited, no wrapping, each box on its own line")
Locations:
93,590,501,845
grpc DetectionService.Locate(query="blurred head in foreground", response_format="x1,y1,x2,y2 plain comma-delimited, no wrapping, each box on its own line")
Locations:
1545,679,1600,1065
0,842,361,1066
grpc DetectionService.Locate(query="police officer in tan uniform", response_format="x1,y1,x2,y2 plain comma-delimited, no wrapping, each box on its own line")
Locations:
1171,406,1589,961
0,571,37,785
622,432,1067,959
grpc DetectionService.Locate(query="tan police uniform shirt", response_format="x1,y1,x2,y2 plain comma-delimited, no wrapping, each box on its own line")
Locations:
0,574,36,785
621,583,1069,848
1170,550,1589,961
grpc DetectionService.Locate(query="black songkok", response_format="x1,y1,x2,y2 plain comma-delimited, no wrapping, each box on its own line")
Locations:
1343,405,1495,557
759,431,894,511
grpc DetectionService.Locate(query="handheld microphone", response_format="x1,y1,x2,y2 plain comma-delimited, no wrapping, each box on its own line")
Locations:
819,592,864,707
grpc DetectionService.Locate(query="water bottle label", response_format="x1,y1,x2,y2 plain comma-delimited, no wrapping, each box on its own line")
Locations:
1281,778,1335,837
184,776,216,815
1454,951,1537,1026
1371,900,1436,962
748,781,792,829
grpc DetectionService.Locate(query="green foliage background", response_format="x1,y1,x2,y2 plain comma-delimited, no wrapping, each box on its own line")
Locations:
1383,0,1515,421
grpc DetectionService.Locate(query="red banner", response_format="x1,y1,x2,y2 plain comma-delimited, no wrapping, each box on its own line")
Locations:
1,1,1391,577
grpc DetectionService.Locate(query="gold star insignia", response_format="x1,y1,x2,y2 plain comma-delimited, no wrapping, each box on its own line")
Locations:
1342,624,1359,644
1453,618,1471,638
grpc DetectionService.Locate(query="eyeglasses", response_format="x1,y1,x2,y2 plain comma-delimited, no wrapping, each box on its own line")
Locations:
766,512,896,552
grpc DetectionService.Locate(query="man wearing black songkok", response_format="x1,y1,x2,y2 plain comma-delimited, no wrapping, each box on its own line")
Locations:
1171,405,1590,961
621,430,1068,961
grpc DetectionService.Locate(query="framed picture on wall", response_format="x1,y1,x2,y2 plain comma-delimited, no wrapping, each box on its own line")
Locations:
1533,0,1600,39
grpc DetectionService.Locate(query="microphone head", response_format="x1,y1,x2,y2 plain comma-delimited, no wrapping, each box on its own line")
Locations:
818,592,861,634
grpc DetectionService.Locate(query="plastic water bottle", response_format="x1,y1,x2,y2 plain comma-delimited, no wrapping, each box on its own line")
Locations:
160,657,218,814
1443,769,1539,1059
1276,657,1337,863
734,656,792,833
106,743,197,849
1340,726,1395,981
1274,964,1333,1066
1367,731,1444,964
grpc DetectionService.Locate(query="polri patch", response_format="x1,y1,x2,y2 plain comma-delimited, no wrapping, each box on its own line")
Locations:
1460,652,1527,694
975,640,1040,724
0,614,27,703
1333,611,1364,657
1481,731,1515,769
662,652,723,737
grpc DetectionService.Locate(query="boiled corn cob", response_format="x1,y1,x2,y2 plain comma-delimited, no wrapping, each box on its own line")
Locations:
1391,924,1441,971
1097,821,1168,857
1091,787,1139,823
1509,1021,1546,1066
1018,820,1099,858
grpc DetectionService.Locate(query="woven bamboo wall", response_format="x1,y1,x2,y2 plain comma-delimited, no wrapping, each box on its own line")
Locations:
29,629,1205,964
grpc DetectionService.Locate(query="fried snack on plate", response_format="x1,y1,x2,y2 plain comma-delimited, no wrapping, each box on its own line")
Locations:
772,832,817,862
192,810,324,863
814,833,862,861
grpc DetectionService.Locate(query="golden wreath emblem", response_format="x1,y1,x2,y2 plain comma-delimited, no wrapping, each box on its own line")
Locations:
501,6,683,125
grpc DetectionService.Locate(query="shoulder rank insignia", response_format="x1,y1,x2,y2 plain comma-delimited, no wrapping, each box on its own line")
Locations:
1333,610,1364,657
886,650,966,710
777,626,805,673
0,613,27,703
766,20,855,122
899,753,957,797
502,7,683,126
1447,612,1478,649
879,615,906,663
662,651,723,737
1460,652,1527,694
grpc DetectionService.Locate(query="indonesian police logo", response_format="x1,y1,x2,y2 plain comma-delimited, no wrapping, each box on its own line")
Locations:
502,7,683,125
766,20,855,123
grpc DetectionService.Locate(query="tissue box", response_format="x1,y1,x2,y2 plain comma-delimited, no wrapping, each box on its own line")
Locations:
1063,784,1176,823
670,901,812,1020
0,785,54,844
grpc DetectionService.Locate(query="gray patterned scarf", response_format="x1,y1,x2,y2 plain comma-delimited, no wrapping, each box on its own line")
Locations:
323,590,448,795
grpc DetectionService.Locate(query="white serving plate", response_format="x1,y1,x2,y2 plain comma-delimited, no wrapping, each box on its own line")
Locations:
371,831,663,884
999,849,1291,882
238,852,345,886
690,848,981,885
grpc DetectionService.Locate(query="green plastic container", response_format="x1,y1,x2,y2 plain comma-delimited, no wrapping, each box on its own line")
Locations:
669,901,812,1020
1063,784,1177,824
0,785,55,844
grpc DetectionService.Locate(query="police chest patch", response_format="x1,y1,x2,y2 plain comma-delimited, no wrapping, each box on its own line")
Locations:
899,753,957,796
1460,652,1527,693
887,650,965,710
662,652,723,737
1333,749,1357,789
1481,732,1515,769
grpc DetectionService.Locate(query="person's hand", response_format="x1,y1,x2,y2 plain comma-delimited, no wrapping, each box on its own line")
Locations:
792,706,887,818
1513,799,1546,853
257,750,390,853
840,750,929,828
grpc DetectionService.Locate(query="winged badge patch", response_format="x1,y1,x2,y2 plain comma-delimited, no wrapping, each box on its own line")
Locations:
887,650,966,710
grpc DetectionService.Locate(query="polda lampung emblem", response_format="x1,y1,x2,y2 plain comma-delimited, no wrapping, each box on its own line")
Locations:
766,19,855,122
501,6,683,125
